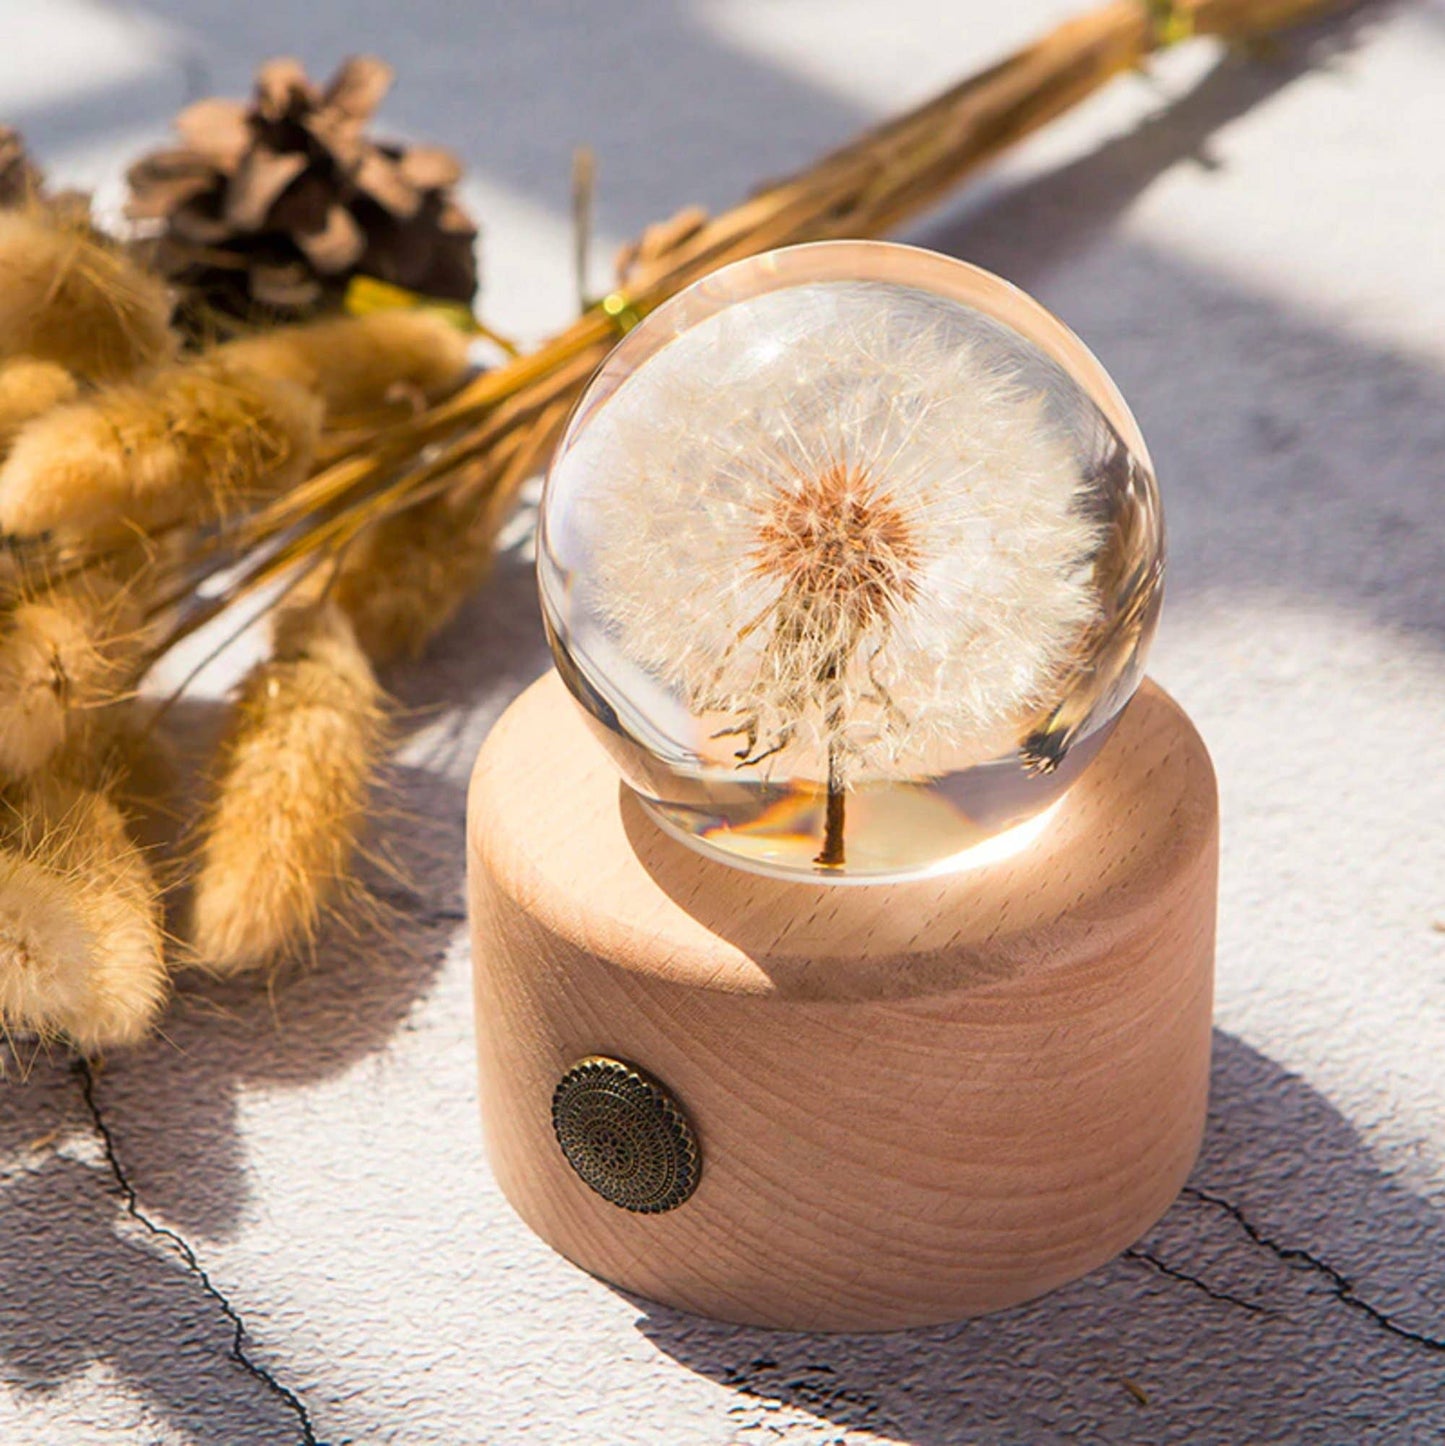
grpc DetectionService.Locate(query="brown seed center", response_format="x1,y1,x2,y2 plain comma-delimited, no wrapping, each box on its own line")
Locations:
751,462,920,630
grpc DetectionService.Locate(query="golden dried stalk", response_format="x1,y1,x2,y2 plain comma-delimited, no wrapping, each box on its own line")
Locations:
0,774,167,1052
0,205,175,382
189,597,384,973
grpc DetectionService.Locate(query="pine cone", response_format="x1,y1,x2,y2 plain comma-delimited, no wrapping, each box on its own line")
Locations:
126,56,478,324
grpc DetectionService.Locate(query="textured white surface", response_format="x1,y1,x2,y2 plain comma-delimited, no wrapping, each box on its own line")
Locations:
0,1,1443,1443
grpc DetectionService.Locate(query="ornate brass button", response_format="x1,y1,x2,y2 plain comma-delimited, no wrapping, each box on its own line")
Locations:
551,1056,700,1213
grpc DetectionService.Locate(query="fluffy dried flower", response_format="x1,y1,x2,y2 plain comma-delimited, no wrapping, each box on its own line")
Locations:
215,308,470,418
0,354,320,538
0,570,162,779
330,487,492,661
0,206,175,382
0,775,167,1052
190,598,383,973
331,402,567,661
582,284,1104,787
0,356,77,453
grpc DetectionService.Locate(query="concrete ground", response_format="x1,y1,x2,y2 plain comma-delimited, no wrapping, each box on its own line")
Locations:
0,0,1441,1441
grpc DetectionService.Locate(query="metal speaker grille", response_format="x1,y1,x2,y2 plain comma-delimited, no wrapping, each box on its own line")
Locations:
551,1056,700,1214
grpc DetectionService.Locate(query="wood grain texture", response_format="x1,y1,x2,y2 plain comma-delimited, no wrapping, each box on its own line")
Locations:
468,670,1218,1330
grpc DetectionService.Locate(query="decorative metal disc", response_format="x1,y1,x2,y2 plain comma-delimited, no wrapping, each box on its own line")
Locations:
551,1056,700,1213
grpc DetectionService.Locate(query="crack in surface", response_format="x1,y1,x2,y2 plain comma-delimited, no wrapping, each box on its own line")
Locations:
720,1356,890,1435
74,1058,321,1446
1123,1245,1273,1317
1182,1185,1445,1356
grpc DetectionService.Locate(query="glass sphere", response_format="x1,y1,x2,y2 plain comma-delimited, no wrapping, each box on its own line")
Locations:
538,241,1163,881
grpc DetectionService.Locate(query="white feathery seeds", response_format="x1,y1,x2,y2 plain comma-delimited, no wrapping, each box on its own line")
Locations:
572,282,1104,780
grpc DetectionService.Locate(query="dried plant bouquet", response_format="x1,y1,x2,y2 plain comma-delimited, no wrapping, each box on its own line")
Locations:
0,0,1342,1055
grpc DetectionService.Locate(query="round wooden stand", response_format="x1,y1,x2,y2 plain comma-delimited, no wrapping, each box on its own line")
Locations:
467,671,1217,1331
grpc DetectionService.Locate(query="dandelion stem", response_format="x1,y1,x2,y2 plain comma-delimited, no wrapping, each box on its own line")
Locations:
815,653,849,868
817,739,847,869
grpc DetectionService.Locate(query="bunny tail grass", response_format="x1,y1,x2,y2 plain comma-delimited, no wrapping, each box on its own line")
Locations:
332,405,566,663
0,572,162,780
0,776,167,1052
0,357,77,453
189,597,384,973
330,486,499,662
0,356,321,539
217,310,471,419
0,206,175,383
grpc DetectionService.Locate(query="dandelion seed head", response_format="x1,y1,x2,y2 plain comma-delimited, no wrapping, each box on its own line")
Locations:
544,263,1146,791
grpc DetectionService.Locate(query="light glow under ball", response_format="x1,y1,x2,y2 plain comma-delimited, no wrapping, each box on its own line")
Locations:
538,241,1163,880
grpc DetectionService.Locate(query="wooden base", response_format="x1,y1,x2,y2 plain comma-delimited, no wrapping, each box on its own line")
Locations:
467,672,1217,1331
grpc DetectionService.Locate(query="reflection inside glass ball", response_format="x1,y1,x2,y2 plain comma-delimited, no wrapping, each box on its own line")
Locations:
539,242,1163,881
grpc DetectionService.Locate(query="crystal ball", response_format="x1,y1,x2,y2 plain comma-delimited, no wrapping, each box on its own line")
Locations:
538,241,1163,881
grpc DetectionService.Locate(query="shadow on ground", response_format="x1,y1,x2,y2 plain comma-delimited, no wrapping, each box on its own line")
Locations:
636,1031,1445,1445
